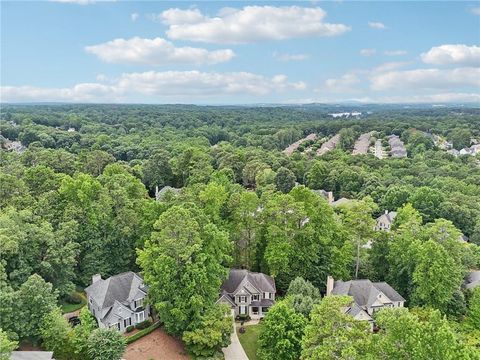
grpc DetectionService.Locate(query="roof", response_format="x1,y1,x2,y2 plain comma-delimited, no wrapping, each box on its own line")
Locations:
331,198,353,207
85,271,146,310
155,186,181,201
377,211,397,224
332,279,405,308
10,352,54,360
221,269,276,294
466,270,480,290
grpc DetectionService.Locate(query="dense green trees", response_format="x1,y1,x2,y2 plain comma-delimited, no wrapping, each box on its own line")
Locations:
1,104,479,356
86,329,126,360
258,300,306,360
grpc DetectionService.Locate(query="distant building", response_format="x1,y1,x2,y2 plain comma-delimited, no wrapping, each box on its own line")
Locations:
317,134,341,156
10,352,54,360
311,189,334,204
326,276,405,324
388,135,407,158
465,270,480,290
85,272,150,333
217,269,276,319
155,186,182,202
375,210,397,231
331,197,354,207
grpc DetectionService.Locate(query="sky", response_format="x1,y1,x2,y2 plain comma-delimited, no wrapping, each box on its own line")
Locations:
1,1,479,104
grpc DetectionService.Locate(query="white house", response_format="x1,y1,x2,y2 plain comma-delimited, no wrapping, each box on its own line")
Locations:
85,272,150,332
375,210,397,231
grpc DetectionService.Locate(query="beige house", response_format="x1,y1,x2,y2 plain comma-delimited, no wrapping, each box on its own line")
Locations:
217,269,276,319
375,210,397,231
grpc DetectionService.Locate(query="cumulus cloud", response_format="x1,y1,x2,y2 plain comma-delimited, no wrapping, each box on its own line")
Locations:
159,6,350,44
131,13,139,22
360,48,376,56
384,50,407,56
421,44,480,66
324,73,360,92
273,52,310,61
85,37,235,65
470,7,480,15
1,71,306,103
370,67,480,91
368,21,386,29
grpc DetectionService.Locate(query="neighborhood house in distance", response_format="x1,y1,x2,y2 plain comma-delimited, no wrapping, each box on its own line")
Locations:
85,272,150,333
326,276,405,325
217,269,276,319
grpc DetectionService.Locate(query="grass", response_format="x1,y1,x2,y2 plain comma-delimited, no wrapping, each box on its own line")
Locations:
237,324,263,360
60,290,87,314
125,321,161,344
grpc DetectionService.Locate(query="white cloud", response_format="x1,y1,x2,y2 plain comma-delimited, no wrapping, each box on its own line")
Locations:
368,21,386,30
373,61,410,72
85,37,235,65
370,67,480,91
50,0,115,4
469,7,480,15
384,50,407,56
1,71,306,103
360,48,376,56
131,13,139,22
273,52,310,62
421,44,480,66
159,6,350,44
324,73,360,92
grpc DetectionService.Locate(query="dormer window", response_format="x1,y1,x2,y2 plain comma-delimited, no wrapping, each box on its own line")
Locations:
252,294,259,301
133,298,143,309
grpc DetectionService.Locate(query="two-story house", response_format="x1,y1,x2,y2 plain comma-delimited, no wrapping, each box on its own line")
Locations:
85,271,150,333
375,210,397,231
217,269,276,319
326,276,405,324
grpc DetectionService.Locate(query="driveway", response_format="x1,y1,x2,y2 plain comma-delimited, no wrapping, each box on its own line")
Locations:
222,321,249,360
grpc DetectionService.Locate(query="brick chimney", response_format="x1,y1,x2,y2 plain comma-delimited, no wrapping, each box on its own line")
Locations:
326,276,334,296
92,274,102,284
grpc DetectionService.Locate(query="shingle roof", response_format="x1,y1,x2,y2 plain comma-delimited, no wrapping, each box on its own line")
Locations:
221,269,276,294
466,270,480,289
10,352,54,360
85,271,145,310
332,279,405,308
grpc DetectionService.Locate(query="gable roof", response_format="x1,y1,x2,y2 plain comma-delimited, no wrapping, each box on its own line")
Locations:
85,271,146,310
221,269,276,294
377,211,397,224
466,270,480,290
332,279,405,308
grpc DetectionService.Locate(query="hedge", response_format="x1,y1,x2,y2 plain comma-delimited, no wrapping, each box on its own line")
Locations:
125,321,161,344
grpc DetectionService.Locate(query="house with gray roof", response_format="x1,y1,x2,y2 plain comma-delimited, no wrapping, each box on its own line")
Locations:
217,269,276,319
375,210,397,231
155,186,182,202
10,352,54,360
465,270,480,290
326,276,405,324
85,271,150,332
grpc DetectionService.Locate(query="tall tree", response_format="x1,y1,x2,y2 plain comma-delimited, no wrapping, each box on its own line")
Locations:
137,205,232,336
258,300,306,360
87,328,125,360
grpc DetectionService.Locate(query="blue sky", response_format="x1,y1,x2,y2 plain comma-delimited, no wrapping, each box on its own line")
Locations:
1,1,479,104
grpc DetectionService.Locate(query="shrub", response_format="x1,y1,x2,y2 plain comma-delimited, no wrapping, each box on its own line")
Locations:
236,314,251,322
135,319,152,330
64,292,83,305
126,322,161,345
125,325,134,333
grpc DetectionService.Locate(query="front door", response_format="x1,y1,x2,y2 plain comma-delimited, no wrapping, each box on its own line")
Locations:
239,305,246,315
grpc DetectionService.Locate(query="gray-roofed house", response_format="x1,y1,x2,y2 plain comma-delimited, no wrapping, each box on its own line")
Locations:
375,210,397,231
465,270,480,290
10,352,54,360
155,186,182,202
85,272,150,333
217,269,276,319
326,276,405,324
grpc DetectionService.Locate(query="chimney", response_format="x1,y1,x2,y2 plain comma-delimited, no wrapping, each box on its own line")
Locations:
92,274,102,284
326,276,334,296
327,191,334,204
385,210,388,215
155,186,159,202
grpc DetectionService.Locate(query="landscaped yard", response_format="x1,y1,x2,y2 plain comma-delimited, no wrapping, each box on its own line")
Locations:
238,324,263,360
60,289,87,314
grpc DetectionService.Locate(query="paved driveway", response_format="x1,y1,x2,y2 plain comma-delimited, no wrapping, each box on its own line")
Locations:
222,321,249,360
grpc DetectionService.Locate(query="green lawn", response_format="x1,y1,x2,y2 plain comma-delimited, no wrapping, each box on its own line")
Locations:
238,324,263,360
60,290,87,314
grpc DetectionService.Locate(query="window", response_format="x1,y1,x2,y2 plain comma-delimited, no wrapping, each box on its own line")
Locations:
252,294,259,301
89,297,93,305
269,293,273,300
239,306,246,315
135,311,145,323
239,296,246,303
133,298,143,309
110,323,120,331
251,306,259,315
262,307,269,314
124,318,131,328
